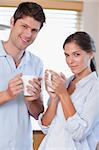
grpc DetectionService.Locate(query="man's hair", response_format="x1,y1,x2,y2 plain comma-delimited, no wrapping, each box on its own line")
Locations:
13,2,46,29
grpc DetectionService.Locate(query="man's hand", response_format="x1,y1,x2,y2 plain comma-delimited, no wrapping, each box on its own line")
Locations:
24,77,44,119
7,73,23,99
24,77,42,102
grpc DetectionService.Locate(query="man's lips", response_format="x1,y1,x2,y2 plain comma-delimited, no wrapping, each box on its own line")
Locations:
21,37,30,44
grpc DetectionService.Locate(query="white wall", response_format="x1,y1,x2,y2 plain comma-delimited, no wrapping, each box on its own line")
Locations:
82,0,99,73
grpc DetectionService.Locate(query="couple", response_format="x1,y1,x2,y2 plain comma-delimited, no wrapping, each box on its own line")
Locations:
0,1,99,150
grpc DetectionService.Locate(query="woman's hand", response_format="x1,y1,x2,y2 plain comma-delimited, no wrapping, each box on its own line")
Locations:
50,70,67,96
45,70,58,99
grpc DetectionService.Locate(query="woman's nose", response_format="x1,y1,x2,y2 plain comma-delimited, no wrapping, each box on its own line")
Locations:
67,56,74,64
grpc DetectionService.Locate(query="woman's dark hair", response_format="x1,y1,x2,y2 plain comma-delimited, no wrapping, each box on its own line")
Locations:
13,2,46,29
63,31,96,72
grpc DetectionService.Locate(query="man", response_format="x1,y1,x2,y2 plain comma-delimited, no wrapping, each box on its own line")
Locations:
0,2,45,150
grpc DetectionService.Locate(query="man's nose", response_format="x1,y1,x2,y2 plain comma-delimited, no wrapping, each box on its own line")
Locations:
26,28,32,37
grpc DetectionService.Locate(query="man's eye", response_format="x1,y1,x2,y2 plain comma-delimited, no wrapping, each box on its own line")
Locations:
32,29,39,33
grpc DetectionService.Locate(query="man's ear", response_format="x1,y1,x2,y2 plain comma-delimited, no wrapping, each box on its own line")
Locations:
10,17,14,28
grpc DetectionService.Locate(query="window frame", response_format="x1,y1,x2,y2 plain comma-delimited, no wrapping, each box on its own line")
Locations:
0,0,83,11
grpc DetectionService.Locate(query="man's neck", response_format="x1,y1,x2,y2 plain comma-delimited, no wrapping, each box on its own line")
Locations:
3,40,25,63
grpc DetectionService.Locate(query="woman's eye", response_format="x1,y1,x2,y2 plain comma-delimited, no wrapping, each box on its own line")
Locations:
73,53,80,57
65,55,68,57
64,53,69,57
22,25,26,28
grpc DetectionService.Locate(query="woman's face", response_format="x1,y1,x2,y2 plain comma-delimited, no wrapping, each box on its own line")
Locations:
64,42,92,75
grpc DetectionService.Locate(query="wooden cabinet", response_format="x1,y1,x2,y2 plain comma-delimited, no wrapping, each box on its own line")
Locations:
33,130,45,150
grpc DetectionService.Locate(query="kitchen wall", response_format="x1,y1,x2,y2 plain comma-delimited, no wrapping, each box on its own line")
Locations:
82,0,99,73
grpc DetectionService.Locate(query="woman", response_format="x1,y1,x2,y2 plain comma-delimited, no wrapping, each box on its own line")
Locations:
38,32,99,150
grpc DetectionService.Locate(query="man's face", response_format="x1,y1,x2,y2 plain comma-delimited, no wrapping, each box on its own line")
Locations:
10,16,41,51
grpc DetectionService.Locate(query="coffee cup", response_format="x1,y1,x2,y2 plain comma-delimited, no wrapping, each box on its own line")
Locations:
47,71,54,92
22,75,36,96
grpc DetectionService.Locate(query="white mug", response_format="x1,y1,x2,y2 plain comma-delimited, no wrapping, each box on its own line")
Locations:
22,75,36,96
47,71,54,92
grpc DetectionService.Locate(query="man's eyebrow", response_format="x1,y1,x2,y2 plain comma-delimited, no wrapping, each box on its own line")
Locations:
21,22,40,31
32,28,39,32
